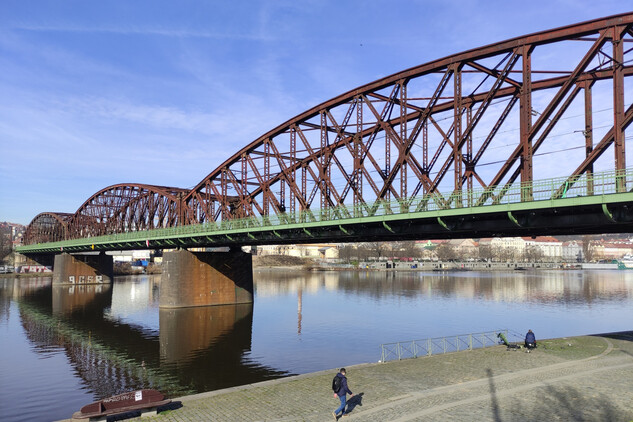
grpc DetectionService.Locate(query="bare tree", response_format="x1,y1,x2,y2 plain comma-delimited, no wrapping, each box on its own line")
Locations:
479,244,493,261
388,241,406,258
364,242,389,260
493,246,515,262
0,227,11,262
338,244,357,263
400,241,421,259
582,236,594,262
359,244,373,261
506,248,519,261
524,245,543,262
435,244,456,261
452,246,473,261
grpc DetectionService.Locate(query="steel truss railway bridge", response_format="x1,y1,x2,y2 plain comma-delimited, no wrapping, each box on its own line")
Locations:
15,14,633,306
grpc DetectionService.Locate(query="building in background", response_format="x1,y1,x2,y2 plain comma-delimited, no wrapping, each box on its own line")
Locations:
523,236,563,261
600,241,633,259
447,239,478,257
562,240,584,262
479,237,526,261
256,244,339,260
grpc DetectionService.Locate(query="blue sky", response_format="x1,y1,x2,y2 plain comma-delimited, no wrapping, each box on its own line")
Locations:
0,1,630,225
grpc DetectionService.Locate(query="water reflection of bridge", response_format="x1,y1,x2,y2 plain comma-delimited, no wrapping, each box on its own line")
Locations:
16,279,286,399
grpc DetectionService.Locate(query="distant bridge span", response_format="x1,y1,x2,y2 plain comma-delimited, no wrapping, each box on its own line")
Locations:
19,13,633,254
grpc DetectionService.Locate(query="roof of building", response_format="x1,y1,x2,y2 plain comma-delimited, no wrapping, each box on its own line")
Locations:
601,242,633,249
522,236,560,243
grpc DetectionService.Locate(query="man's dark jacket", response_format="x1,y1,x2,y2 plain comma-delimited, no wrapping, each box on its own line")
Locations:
525,331,536,344
335,373,352,397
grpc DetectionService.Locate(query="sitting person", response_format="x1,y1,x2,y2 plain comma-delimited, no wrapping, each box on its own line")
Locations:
524,329,536,351
497,332,520,350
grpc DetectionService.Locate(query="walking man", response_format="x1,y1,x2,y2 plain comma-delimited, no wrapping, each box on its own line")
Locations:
332,368,353,419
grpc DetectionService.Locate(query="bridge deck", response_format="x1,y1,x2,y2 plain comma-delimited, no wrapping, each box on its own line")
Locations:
18,168,633,254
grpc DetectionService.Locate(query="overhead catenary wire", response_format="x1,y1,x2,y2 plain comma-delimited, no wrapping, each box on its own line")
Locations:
199,87,631,195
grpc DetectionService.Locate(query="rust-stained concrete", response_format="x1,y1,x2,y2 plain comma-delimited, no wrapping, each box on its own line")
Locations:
160,249,253,308
52,253,113,285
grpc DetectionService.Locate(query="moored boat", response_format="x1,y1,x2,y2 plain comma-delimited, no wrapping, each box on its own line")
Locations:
619,254,633,269
72,389,171,420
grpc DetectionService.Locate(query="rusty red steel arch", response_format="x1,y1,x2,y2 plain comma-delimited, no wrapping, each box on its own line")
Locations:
23,13,633,244
184,13,633,224
23,212,73,244
68,184,189,239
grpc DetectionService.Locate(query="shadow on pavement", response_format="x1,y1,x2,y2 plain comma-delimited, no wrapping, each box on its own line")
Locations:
506,385,624,421
345,392,364,415
594,331,633,358
486,369,502,422
593,331,633,342
106,401,183,421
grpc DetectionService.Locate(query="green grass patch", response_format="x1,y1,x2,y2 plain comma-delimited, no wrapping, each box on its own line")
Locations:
538,336,607,360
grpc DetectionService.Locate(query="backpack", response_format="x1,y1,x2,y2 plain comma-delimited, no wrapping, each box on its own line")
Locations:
332,374,342,393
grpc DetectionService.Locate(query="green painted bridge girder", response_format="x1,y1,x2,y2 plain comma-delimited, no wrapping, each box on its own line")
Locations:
16,168,633,254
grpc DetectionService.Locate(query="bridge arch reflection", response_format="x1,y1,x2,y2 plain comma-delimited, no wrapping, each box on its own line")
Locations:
17,278,287,398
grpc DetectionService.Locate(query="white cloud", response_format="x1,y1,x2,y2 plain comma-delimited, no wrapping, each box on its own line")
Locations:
13,24,276,42
1,0,632,225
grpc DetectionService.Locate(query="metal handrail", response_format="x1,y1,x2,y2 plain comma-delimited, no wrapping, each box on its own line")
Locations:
19,167,633,250
379,329,509,362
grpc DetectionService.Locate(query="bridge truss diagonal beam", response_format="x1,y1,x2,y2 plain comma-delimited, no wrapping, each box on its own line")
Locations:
21,13,633,246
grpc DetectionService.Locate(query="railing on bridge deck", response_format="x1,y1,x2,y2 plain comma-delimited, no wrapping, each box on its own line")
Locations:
379,330,509,362
104,168,633,234
136,167,633,233
18,168,633,250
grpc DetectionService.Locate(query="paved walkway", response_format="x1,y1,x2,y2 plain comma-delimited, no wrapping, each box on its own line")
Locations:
100,332,633,421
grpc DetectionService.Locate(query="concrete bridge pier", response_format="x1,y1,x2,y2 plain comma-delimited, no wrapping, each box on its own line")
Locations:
52,252,114,285
160,248,253,308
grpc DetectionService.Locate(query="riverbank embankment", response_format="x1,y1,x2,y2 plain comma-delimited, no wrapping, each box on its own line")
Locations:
69,331,633,422
4,255,620,277
0,272,51,279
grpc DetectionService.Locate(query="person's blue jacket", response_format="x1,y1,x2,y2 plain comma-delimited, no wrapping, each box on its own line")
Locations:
525,331,536,344
335,373,352,397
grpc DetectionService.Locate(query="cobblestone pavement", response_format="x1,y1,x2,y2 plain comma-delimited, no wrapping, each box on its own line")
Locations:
89,333,633,422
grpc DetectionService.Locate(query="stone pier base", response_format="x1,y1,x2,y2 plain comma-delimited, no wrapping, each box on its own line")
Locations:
160,249,253,308
52,252,113,285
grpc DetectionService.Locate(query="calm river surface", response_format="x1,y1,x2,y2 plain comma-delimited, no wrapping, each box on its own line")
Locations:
1,269,633,421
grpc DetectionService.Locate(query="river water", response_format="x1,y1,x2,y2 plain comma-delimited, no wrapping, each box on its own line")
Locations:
1,268,633,421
